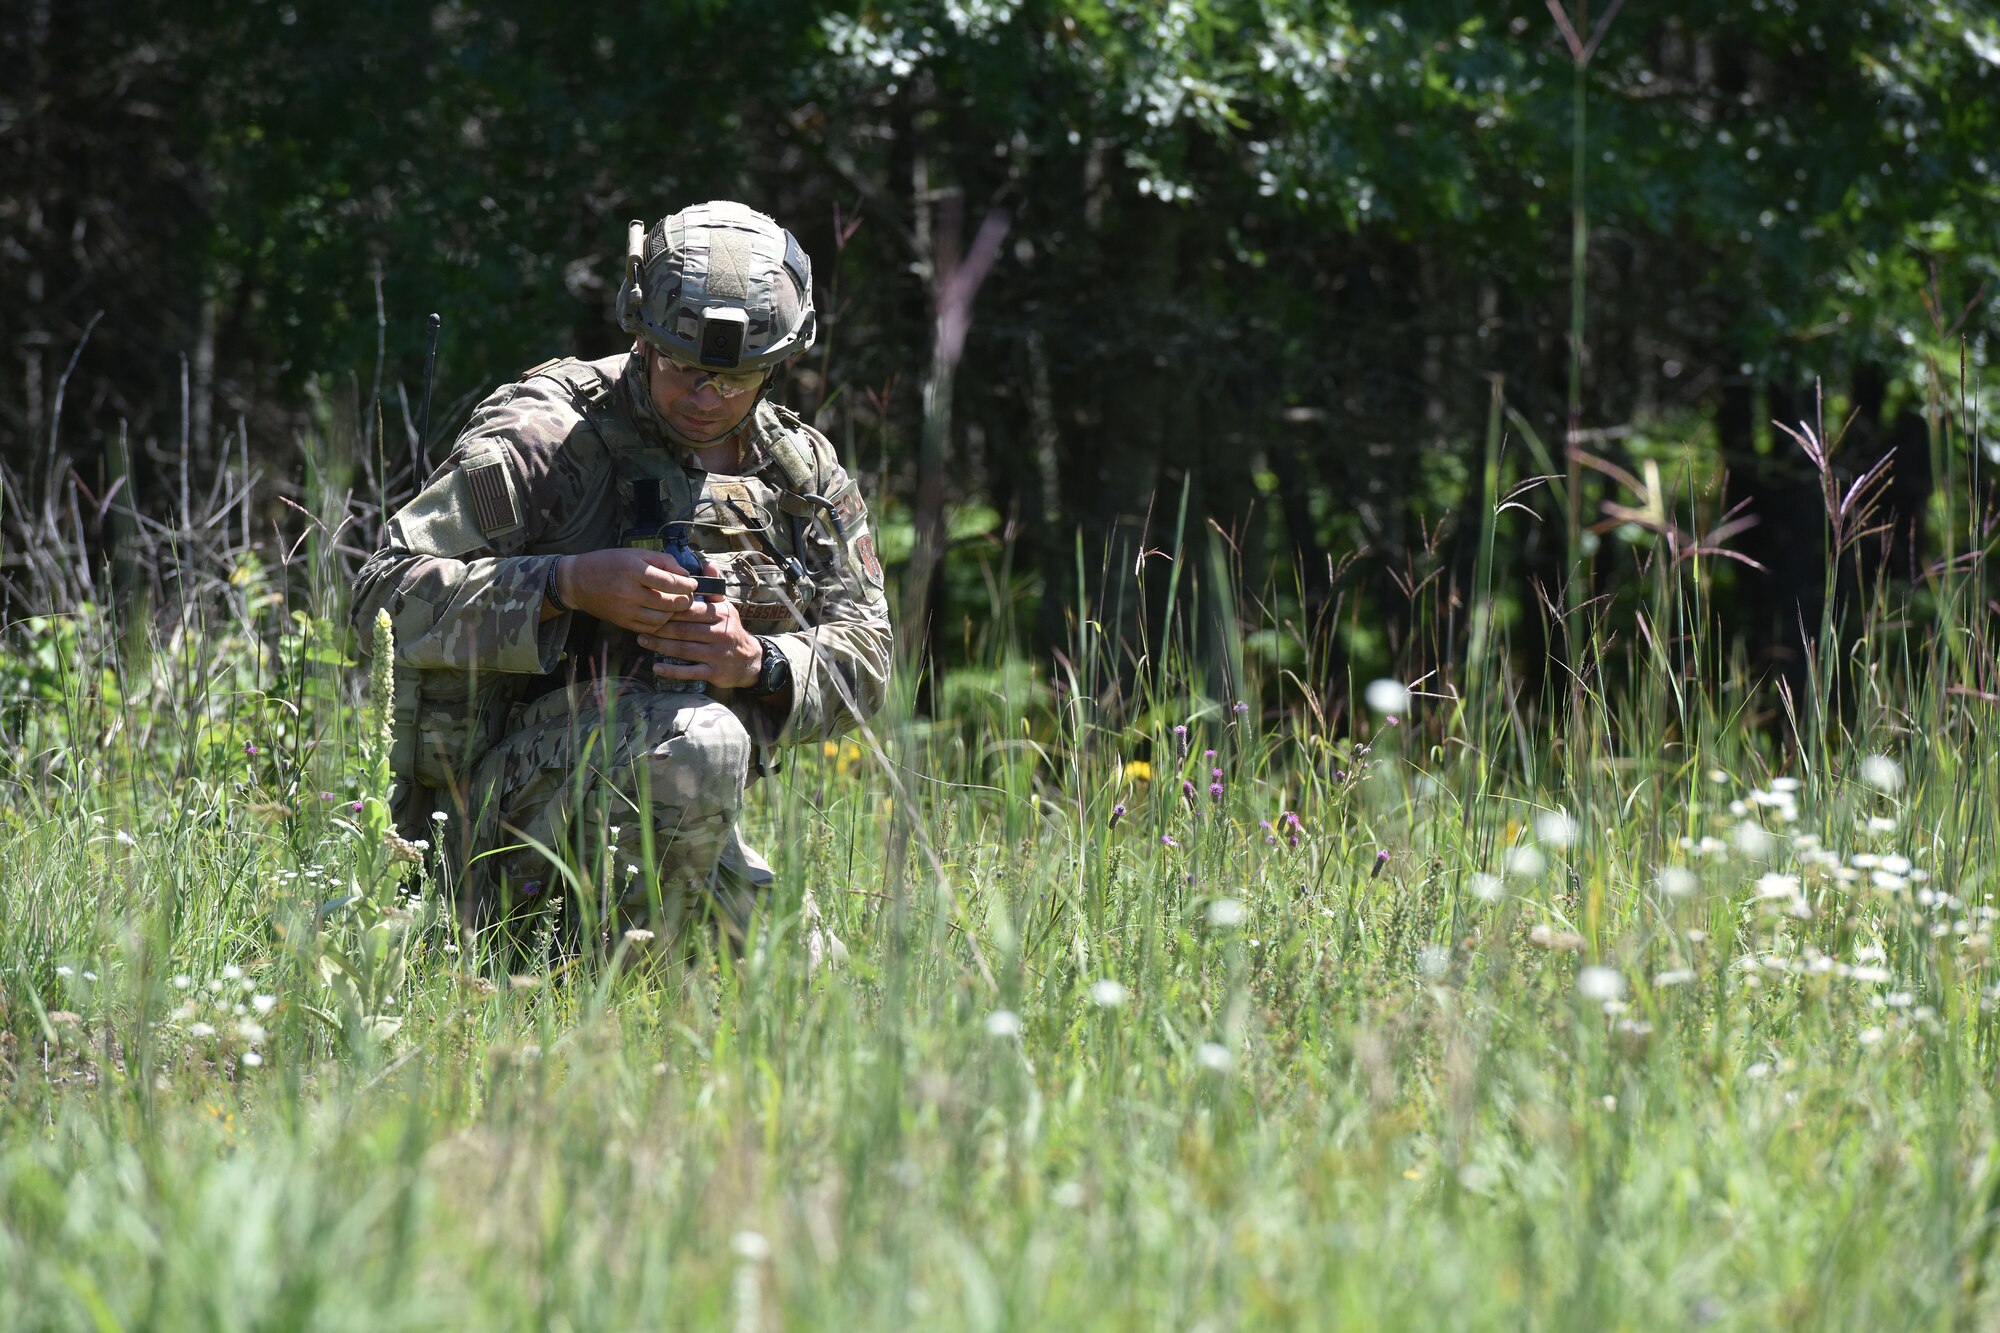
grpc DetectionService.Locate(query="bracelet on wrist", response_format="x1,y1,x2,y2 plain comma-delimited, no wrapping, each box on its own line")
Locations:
544,556,571,614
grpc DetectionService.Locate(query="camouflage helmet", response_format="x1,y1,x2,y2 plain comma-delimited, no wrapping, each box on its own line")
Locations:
616,201,816,373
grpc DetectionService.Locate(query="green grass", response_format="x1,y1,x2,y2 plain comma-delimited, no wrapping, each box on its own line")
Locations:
1,445,1998,1331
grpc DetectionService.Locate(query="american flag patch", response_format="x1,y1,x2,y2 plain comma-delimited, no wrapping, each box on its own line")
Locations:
464,458,519,536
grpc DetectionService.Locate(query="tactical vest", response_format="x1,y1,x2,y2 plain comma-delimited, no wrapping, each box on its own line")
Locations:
393,358,848,825
520,357,835,681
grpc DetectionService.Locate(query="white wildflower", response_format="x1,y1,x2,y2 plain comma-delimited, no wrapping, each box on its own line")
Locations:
1504,845,1546,878
222,965,244,981
189,1022,216,1038
1755,873,1801,900
1196,1042,1235,1073
1364,679,1410,714
1734,822,1774,858
1206,897,1248,928
1769,776,1801,794
1858,754,1903,794
1655,866,1698,898
251,994,277,1015
237,1021,267,1043
1416,944,1451,979
1467,872,1504,903
241,1051,264,1068
1534,810,1578,847
984,1010,1022,1038
56,966,74,978
732,1230,771,1262
1865,815,1897,834
172,974,193,990
1654,968,1697,987
1858,1026,1885,1046
1577,966,1625,1002
1088,979,1129,1008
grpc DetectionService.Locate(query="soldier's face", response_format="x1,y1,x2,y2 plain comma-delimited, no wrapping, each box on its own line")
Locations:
645,347,764,443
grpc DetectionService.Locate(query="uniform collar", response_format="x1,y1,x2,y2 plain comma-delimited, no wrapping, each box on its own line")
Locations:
617,346,771,473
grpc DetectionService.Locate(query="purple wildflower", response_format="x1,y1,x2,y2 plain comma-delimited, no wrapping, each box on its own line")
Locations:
350,800,363,814
1204,748,1217,761
1372,850,1390,879
1333,769,1349,783
521,880,543,898
1182,779,1197,806
1288,833,1301,848
1109,802,1127,829
1281,811,1302,831
1386,715,1400,728
1232,700,1249,716
1173,725,1189,751
1161,833,1180,849
1211,767,1223,780
1208,782,1224,804
319,792,336,802
244,741,259,757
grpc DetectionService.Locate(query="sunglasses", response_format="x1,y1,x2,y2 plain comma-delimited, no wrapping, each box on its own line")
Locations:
658,351,767,399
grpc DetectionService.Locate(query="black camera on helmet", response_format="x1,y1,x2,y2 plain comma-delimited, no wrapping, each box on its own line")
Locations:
698,307,749,369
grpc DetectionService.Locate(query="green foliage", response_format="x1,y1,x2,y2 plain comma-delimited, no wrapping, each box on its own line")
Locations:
1,402,1999,1322
13,0,2000,677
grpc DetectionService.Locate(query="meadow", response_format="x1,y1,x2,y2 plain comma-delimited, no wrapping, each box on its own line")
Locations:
1,394,1997,1332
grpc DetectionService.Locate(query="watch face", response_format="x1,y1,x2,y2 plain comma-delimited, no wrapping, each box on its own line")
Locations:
759,640,788,693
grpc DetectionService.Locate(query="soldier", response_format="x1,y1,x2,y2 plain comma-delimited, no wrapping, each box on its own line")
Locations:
353,201,890,961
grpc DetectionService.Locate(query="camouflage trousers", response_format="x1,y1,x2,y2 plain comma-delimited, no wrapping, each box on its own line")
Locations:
464,682,767,945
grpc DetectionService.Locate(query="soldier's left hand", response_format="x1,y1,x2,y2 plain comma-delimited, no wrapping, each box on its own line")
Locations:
638,565,763,689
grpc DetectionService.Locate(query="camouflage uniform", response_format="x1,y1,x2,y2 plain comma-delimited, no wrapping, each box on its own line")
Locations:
353,348,890,941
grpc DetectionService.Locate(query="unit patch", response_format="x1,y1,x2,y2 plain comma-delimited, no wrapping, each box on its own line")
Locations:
854,533,883,585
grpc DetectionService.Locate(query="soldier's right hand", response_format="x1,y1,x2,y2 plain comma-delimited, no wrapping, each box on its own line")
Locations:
551,549,702,634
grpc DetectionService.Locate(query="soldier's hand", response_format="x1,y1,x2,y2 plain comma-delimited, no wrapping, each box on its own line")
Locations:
553,549,703,635
638,565,763,689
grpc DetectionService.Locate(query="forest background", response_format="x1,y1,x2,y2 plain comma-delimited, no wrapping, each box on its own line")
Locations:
5,0,2000,694
10,5,2000,1324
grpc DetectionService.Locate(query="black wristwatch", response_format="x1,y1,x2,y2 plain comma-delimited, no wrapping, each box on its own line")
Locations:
753,636,792,696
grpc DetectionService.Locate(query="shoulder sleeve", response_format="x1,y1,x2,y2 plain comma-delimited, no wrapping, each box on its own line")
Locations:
352,375,608,674
756,418,893,743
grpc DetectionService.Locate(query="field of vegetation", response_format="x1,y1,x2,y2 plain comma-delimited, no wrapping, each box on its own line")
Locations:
0,384,1995,1331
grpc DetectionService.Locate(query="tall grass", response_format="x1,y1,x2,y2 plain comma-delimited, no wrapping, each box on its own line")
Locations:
0,357,1997,1329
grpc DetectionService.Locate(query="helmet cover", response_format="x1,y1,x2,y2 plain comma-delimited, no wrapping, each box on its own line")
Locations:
617,201,816,372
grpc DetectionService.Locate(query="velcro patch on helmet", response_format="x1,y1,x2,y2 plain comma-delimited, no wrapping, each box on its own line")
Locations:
463,457,522,538
706,232,753,300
